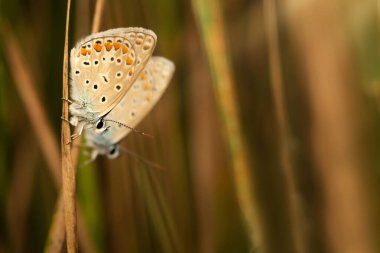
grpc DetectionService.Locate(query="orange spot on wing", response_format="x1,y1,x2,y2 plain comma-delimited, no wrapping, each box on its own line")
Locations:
145,95,152,102
113,42,121,50
105,42,112,51
81,48,87,56
93,44,102,52
139,73,147,80
126,57,134,65
143,83,151,91
80,48,92,55
122,45,129,54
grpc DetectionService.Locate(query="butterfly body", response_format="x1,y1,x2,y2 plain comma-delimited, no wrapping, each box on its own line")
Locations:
69,27,157,135
85,129,120,159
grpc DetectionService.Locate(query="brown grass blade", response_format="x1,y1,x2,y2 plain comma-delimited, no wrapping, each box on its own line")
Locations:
7,134,37,253
0,19,93,253
1,24,61,187
61,0,77,252
191,0,261,248
263,0,306,252
46,0,106,251
44,193,66,253
285,1,378,252
185,17,222,252
44,136,96,253
91,0,104,33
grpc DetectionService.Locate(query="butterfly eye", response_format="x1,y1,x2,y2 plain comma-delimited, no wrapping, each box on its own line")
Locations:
95,118,105,129
107,144,120,159
109,146,116,155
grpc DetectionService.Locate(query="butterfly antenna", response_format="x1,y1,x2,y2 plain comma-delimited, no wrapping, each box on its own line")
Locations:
105,119,154,138
119,146,165,170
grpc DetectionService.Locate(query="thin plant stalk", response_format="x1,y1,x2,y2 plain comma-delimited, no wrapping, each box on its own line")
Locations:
191,0,261,248
61,0,77,252
136,167,174,253
7,135,37,253
45,193,66,253
263,0,306,252
186,19,218,252
0,20,93,253
285,1,378,252
47,0,106,251
91,0,104,33
1,24,61,187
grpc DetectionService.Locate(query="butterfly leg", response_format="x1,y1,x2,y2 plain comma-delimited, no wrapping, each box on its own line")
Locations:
67,122,85,144
61,97,73,104
79,150,98,168
61,116,70,123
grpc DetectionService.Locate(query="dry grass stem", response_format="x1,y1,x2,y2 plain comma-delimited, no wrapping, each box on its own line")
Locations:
44,193,66,253
263,0,306,252
61,0,77,251
186,19,220,252
7,135,37,253
48,0,105,251
44,134,95,253
285,1,378,252
1,25,61,187
92,0,104,33
0,20,92,253
191,0,261,247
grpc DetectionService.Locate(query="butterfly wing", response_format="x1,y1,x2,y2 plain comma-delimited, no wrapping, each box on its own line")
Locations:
105,56,175,143
85,56,175,150
69,27,157,123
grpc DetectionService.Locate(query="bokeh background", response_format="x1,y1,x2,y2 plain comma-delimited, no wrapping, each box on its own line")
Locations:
1,0,380,252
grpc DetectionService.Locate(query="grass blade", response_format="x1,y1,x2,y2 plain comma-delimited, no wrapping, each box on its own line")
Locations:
263,0,307,252
61,0,77,252
191,0,261,248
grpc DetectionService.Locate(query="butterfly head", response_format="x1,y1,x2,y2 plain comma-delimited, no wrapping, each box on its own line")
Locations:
94,118,108,134
107,144,120,159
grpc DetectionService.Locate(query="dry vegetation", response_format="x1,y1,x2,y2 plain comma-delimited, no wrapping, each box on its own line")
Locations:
0,0,380,252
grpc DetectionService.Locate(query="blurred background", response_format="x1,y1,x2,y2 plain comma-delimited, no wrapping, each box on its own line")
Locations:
1,0,380,252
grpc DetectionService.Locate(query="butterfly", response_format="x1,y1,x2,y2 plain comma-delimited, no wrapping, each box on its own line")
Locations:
69,27,157,138
83,56,175,160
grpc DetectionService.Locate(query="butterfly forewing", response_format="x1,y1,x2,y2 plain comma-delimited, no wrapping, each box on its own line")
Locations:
69,27,157,123
86,56,175,148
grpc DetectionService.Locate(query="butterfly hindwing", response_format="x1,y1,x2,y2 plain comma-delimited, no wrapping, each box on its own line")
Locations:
85,56,175,157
